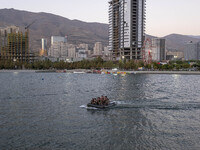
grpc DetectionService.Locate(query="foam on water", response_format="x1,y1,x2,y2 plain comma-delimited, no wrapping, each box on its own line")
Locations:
80,105,98,110
113,101,129,105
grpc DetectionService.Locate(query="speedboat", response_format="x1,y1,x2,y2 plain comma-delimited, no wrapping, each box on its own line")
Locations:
87,102,116,109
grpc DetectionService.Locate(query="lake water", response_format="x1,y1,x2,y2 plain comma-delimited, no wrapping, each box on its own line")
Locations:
0,72,200,150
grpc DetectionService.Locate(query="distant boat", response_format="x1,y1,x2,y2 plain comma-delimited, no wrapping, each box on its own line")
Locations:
73,72,86,74
112,68,118,71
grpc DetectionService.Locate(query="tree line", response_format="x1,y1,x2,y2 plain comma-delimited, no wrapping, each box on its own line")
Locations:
0,57,200,71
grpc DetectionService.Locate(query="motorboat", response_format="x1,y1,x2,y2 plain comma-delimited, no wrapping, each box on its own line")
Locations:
87,102,116,109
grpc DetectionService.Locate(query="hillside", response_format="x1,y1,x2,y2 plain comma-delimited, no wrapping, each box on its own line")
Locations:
0,8,109,52
0,9,199,53
163,34,200,51
188,35,200,40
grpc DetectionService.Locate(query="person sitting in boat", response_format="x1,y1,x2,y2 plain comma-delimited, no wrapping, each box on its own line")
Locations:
102,98,105,105
91,98,94,104
103,96,107,105
100,96,104,105
100,97,104,105
91,98,96,105
96,97,100,105
94,98,98,105
104,96,110,105
90,96,110,106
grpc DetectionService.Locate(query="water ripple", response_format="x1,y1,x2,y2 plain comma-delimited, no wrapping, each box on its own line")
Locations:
0,73,200,149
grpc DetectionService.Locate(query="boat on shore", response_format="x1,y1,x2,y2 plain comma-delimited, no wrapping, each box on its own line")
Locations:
87,102,116,109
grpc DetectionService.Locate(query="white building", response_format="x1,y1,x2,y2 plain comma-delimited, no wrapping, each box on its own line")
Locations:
77,49,87,58
40,38,48,56
67,44,76,58
103,46,110,56
48,36,68,58
93,42,103,55
51,36,67,45
78,43,89,51
41,38,47,51
108,0,146,60
48,42,68,58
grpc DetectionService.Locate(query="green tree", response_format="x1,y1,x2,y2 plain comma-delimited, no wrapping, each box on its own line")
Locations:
118,60,124,69
138,60,144,67
162,64,168,70
182,63,190,69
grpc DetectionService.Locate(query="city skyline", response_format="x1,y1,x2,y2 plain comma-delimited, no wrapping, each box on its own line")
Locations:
1,0,200,37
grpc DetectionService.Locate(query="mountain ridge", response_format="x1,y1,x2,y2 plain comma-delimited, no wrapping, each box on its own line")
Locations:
0,8,199,53
0,8,109,52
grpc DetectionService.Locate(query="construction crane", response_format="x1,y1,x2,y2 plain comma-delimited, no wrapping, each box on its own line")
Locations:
24,20,36,62
25,20,36,30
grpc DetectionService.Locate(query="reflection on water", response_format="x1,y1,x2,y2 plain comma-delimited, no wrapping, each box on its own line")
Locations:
0,73,200,149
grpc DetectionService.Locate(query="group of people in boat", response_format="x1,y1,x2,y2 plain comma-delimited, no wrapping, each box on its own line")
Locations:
90,96,110,106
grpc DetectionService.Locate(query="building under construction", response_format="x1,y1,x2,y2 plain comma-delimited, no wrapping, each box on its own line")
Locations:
108,0,146,60
0,26,30,62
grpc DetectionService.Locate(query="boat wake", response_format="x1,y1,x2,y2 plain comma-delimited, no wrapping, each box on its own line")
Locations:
114,101,200,110
80,105,98,110
112,101,129,105
80,101,200,111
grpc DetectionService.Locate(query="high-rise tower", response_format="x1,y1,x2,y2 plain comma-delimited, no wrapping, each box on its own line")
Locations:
108,0,146,60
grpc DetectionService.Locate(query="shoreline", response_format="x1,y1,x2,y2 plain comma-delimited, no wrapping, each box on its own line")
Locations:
0,69,200,75
128,71,200,75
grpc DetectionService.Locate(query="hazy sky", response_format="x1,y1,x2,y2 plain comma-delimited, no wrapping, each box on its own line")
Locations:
1,0,200,37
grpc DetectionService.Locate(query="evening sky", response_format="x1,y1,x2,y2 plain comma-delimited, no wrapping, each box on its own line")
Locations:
1,0,200,37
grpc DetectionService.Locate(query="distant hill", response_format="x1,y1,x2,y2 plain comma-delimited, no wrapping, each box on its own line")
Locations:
163,34,200,51
145,34,200,51
188,35,200,39
0,8,108,52
0,9,199,53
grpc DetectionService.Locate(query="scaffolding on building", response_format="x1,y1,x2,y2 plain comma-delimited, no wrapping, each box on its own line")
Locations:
109,0,120,60
0,29,28,62
0,22,35,63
